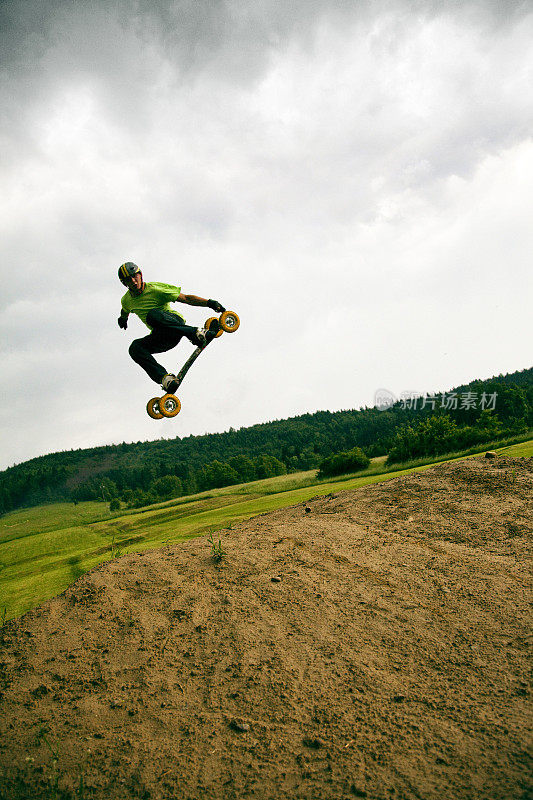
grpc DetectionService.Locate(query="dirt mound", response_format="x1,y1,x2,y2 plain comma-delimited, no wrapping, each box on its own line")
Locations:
0,456,531,800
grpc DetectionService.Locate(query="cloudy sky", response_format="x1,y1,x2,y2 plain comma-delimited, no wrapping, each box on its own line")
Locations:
1,0,532,470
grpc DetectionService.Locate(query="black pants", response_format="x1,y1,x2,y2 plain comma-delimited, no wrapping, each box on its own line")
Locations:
129,309,198,384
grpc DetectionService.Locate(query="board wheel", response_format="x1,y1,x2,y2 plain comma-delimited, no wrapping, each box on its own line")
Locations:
147,397,164,419
159,393,182,418
219,310,240,333
204,316,223,338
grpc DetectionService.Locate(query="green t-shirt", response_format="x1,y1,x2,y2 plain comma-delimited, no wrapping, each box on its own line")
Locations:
121,282,185,329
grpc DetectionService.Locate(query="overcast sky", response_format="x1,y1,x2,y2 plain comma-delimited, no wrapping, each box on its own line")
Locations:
1,0,532,471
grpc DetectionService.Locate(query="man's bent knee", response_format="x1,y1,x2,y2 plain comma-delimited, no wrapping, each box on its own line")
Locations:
129,339,144,362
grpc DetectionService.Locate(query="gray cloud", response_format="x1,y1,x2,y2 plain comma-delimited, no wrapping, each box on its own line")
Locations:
2,1,530,94
2,0,530,164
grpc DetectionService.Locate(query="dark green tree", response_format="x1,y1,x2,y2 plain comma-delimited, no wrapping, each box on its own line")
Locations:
318,447,370,478
150,475,182,500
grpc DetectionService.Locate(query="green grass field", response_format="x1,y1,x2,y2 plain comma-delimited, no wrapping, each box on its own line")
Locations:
1,438,531,623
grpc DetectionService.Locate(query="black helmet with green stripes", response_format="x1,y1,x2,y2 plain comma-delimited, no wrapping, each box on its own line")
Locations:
118,262,142,285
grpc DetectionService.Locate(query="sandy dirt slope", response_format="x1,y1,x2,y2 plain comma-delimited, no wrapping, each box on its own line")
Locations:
0,456,531,800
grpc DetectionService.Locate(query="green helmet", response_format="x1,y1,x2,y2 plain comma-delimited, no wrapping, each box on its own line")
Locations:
118,262,142,285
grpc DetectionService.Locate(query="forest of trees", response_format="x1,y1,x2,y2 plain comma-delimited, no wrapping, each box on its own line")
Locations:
1,367,531,515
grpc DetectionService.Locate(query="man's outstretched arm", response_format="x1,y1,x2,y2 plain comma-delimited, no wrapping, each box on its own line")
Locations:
177,294,225,312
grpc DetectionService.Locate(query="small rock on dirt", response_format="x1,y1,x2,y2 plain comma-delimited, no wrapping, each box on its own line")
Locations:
302,736,325,749
230,720,250,732
485,451,497,459
30,685,49,698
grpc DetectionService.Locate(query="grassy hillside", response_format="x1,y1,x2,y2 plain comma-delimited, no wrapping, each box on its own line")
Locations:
1,366,531,515
1,438,531,624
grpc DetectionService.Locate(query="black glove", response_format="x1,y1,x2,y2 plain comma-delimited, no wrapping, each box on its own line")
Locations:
207,299,225,313
118,315,128,330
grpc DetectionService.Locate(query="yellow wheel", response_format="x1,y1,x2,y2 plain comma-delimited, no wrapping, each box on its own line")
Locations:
159,393,181,418
147,397,164,419
204,316,223,338
219,310,240,333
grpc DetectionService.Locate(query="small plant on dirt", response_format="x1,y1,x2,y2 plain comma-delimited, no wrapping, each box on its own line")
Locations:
35,726,61,798
109,534,124,561
36,725,60,760
32,726,86,798
77,767,86,800
208,530,225,563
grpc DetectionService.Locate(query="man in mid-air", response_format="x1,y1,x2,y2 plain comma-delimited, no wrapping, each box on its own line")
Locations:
117,262,226,394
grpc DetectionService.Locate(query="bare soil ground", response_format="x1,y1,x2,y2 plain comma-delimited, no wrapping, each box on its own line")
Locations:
0,456,531,800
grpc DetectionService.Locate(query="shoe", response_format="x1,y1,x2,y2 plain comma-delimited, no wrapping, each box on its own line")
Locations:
193,328,208,347
162,373,179,393
194,318,220,347
205,318,221,343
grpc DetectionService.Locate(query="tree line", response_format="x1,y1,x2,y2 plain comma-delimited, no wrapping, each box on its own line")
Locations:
1,367,531,514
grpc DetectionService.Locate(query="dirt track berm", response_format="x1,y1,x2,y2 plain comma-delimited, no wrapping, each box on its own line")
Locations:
146,309,240,419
